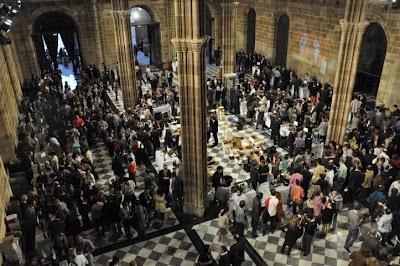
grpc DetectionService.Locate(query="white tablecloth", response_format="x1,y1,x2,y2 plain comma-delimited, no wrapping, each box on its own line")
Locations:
153,104,172,117
275,185,290,204
155,150,179,170
240,101,247,116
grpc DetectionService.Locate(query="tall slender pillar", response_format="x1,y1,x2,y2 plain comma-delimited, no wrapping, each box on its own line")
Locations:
0,156,12,266
92,0,104,64
327,0,369,144
3,45,22,104
172,0,208,216
222,0,237,75
111,0,137,109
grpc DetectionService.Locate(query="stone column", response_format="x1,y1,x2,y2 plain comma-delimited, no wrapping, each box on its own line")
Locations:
172,0,208,217
111,0,137,109
222,0,237,75
3,45,22,104
326,0,369,144
92,0,104,64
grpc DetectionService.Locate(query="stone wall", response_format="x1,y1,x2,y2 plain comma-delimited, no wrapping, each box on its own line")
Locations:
0,156,13,265
235,0,344,85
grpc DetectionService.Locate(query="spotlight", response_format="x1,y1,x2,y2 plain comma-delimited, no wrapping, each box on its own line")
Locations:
0,16,12,32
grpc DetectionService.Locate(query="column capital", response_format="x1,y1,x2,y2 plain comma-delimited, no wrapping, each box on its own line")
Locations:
172,37,208,53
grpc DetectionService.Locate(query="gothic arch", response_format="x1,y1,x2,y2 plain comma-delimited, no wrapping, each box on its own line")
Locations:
354,22,387,97
246,8,256,54
274,12,290,66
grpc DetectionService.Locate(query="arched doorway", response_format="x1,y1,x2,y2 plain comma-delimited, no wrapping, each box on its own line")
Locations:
32,11,81,77
275,14,290,67
354,22,387,97
246,8,256,54
130,6,162,67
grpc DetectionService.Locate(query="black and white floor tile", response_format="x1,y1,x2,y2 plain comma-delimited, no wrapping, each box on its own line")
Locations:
193,219,255,266
93,229,199,266
207,113,286,185
193,213,349,266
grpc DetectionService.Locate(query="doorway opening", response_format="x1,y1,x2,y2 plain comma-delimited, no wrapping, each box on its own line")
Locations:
130,6,162,67
354,22,387,98
275,14,290,67
32,11,81,89
246,8,256,54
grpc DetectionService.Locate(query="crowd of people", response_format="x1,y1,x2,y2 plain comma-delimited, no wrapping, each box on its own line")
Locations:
11,46,400,266
16,62,185,265
201,51,400,265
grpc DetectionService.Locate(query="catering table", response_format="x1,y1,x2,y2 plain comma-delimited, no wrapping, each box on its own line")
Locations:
155,150,180,171
153,104,172,117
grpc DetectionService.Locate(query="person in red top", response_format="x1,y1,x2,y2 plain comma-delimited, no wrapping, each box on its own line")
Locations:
73,115,85,128
128,157,137,184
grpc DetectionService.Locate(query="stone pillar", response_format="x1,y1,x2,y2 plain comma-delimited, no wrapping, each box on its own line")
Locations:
111,0,137,109
326,0,369,144
92,0,104,64
0,156,13,266
3,45,22,104
222,0,237,76
172,0,208,217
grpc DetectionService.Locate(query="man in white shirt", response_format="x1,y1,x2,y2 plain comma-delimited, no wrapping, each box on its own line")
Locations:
263,189,279,234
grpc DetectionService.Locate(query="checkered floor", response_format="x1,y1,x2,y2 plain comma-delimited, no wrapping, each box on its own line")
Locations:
207,113,286,184
93,229,199,266
193,212,349,266
193,219,255,266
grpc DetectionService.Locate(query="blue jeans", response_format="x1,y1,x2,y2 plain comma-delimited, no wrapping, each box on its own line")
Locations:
344,227,359,249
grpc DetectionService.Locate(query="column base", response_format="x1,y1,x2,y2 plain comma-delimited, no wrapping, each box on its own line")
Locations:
183,202,205,217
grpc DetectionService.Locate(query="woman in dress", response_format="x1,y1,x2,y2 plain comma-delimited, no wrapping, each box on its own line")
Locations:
218,208,230,244
154,189,167,223
320,197,334,238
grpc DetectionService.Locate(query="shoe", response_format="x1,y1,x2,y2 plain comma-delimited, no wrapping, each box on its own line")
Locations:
252,234,259,238
345,247,351,253
303,253,309,256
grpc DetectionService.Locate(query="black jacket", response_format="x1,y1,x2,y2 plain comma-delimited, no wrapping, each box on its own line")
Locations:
219,253,232,266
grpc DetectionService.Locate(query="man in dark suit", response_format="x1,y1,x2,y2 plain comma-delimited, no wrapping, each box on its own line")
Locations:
270,112,281,145
218,245,231,266
230,234,245,266
158,164,172,196
212,166,224,190
209,115,219,147
171,172,184,211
